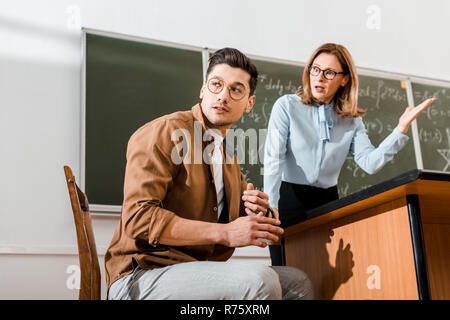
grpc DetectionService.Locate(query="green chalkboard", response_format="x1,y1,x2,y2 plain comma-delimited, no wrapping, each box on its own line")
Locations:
230,59,304,190
83,31,448,210
337,76,416,197
412,82,450,172
84,32,203,206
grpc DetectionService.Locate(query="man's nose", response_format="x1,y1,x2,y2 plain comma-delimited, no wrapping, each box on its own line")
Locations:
217,87,230,102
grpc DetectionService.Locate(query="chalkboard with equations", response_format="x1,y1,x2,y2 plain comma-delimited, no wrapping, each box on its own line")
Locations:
83,30,449,211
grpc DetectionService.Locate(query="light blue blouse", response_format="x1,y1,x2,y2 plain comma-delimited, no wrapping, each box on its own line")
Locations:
263,94,409,209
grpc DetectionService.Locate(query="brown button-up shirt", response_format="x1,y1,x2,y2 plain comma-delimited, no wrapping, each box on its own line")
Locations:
105,104,248,289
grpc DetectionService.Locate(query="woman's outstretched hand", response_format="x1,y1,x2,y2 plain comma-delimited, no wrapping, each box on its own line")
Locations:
397,98,436,134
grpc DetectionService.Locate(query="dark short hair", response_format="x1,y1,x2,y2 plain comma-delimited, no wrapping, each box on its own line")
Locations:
206,48,258,96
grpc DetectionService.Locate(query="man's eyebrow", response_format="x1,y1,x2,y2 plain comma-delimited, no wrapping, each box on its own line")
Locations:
232,81,246,88
209,76,247,88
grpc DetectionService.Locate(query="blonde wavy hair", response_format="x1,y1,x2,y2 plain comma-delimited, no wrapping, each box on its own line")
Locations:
296,43,365,118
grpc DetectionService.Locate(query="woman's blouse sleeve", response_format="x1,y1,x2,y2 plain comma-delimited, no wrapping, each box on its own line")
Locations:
264,98,290,209
350,117,410,174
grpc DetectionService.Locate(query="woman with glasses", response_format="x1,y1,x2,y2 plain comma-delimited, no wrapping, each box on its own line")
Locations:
263,43,435,266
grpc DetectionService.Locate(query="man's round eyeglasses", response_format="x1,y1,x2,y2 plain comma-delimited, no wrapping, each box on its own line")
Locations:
207,78,248,101
309,65,345,80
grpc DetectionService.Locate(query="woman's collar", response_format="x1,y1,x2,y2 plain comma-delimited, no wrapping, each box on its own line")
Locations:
313,100,335,108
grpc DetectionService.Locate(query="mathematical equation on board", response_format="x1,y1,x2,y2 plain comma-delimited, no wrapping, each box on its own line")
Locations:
414,87,450,104
239,74,299,127
364,118,397,136
421,127,450,172
414,87,450,124
239,166,265,191
419,127,450,144
358,80,407,111
426,106,450,122
241,97,270,127
240,166,254,187
339,154,401,198
342,155,396,179
258,74,298,96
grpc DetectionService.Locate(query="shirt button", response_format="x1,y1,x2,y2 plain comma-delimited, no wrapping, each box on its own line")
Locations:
213,207,217,211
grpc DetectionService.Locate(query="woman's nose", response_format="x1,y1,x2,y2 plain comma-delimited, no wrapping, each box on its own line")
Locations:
318,70,327,81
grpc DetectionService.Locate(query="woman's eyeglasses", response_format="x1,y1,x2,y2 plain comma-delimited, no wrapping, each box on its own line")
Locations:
309,65,346,80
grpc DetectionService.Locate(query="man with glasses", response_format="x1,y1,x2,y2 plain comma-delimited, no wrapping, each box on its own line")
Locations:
105,48,313,300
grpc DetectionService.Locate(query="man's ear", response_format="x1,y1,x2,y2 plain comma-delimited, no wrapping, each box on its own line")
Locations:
199,83,206,99
245,95,256,113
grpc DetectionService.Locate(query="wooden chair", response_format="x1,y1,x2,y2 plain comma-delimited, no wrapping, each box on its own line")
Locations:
63,165,101,300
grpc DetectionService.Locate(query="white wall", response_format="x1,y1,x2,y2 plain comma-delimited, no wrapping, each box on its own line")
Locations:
1,0,449,299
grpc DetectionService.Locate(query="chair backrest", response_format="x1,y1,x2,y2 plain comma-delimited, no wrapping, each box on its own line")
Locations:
63,166,101,300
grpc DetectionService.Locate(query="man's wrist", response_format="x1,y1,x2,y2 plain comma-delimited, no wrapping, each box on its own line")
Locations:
214,223,229,246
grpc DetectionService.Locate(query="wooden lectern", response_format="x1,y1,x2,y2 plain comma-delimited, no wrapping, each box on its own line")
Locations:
282,170,450,300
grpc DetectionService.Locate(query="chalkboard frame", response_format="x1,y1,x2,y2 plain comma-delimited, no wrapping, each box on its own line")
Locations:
82,29,450,214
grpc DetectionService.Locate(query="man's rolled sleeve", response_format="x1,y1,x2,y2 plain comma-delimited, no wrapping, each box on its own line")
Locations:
146,205,175,247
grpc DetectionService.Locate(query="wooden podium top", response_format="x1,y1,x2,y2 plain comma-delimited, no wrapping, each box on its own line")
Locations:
284,169,450,236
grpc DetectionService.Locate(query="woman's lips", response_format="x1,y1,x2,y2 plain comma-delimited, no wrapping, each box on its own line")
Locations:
314,85,325,93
